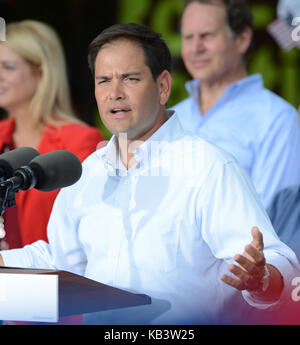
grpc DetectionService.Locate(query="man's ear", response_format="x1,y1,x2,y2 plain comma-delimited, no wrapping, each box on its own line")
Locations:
235,26,253,55
157,70,172,106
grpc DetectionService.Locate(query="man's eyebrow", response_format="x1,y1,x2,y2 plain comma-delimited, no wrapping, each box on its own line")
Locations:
95,72,142,80
122,72,141,77
95,75,108,80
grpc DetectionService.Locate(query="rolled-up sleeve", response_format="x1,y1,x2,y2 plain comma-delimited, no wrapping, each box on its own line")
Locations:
199,158,300,309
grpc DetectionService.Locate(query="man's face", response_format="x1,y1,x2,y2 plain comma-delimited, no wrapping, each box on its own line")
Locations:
181,2,248,85
94,38,170,142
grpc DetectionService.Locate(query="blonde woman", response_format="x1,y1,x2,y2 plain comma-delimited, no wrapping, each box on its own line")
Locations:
0,20,104,249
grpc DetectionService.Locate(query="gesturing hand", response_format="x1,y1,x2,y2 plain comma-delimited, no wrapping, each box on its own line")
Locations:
220,226,268,292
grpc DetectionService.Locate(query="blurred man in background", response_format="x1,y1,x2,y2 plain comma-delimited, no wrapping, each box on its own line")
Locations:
171,0,300,209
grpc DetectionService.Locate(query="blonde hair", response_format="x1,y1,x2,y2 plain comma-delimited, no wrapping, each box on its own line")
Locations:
4,20,80,126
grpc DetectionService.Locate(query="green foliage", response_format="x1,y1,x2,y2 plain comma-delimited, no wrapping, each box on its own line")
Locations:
95,112,112,140
92,0,300,134
116,0,300,109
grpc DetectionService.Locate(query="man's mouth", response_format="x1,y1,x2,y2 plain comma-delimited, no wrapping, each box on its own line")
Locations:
191,58,209,66
110,107,131,115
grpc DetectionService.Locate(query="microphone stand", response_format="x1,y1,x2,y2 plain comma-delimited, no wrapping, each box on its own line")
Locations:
0,178,17,216
0,177,19,252
0,164,39,215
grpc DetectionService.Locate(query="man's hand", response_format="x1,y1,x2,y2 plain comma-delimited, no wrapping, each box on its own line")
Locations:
220,226,284,302
221,226,266,291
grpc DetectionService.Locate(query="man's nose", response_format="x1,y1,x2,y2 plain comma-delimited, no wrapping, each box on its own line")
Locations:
109,81,126,100
192,36,206,53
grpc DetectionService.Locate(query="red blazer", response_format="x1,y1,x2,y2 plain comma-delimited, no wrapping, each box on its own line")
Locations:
0,118,104,246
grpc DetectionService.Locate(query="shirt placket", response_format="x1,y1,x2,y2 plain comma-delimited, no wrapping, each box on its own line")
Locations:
109,172,134,285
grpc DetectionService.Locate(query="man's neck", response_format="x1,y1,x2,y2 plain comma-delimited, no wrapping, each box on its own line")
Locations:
199,69,247,115
117,109,169,170
117,135,138,170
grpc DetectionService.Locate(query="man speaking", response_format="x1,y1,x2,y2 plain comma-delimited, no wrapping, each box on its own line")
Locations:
0,23,298,325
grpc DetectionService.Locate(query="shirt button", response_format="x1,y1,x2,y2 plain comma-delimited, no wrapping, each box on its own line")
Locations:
124,179,130,185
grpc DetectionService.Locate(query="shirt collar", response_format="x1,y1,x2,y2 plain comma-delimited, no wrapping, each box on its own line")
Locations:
98,110,183,174
185,73,264,105
98,135,124,175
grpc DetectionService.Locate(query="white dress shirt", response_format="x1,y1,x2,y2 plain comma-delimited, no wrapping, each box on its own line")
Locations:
1,112,299,324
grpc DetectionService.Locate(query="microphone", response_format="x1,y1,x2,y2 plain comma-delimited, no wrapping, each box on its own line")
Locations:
2,150,82,192
0,147,40,180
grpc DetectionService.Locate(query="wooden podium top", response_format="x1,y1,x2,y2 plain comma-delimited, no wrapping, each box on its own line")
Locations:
0,267,151,317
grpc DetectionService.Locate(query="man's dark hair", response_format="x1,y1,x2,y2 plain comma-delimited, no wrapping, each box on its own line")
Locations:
88,23,172,80
182,0,253,60
183,0,253,35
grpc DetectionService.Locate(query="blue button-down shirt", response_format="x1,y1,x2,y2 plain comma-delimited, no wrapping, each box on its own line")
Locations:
1,112,298,324
171,74,300,208
268,184,300,262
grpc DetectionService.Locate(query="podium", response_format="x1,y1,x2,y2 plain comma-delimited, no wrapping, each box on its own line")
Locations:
0,267,151,323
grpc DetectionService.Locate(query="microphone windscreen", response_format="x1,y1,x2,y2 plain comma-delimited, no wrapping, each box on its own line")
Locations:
28,150,82,192
0,147,40,179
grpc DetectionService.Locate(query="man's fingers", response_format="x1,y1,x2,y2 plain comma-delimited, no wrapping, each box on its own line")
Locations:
234,253,260,274
228,263,252,285
221,228,267,292
220,273,244,291
251,226,264,251
243,245,266,266
222,263,263,291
